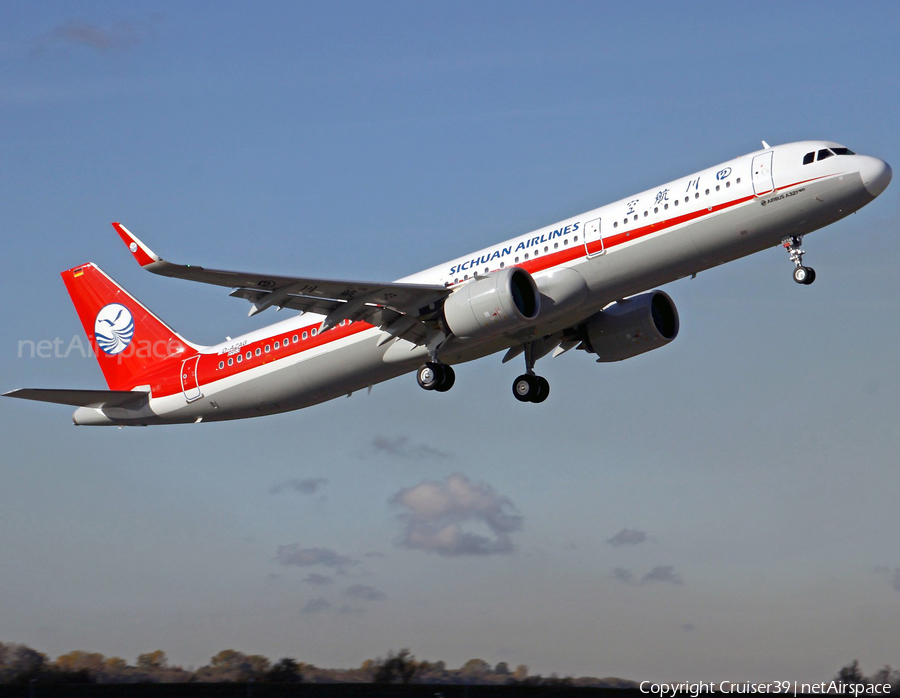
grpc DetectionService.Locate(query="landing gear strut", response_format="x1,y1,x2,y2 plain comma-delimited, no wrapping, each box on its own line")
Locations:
512,341,550,403
416,362,455,392
782,235,816,285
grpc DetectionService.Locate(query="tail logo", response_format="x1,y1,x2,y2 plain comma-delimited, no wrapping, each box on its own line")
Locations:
94,303,135,355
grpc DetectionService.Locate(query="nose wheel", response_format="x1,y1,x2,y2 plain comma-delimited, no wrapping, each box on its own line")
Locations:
416,362,455,392
782,236,816,285
792,265,816,285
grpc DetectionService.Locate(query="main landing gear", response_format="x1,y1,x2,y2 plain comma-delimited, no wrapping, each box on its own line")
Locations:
416,362,455,392
512,341,550,404
512,374,549,403
782,235,816,285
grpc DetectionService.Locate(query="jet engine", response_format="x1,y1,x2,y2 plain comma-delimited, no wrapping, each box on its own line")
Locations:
582,291,679,362
443,267,540,340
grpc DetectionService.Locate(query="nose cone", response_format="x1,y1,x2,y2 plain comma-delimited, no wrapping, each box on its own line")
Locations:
860,156,892,197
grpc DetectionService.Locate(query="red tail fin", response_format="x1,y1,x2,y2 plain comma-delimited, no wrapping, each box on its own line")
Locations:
62,263,196,391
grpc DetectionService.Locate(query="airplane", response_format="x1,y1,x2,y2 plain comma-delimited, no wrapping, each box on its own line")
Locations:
4,140,891,426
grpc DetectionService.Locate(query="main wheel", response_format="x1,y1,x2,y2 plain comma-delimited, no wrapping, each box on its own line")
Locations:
531,376,550,403
512,374,536,402
417,362,442,391
434,365,456,392
793,266,813,284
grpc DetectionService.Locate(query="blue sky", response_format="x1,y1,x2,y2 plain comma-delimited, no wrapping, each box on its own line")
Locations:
1,0,899,682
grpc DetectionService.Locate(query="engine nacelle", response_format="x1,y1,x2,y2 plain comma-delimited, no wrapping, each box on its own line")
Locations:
583,291,679,362
443,267,540,340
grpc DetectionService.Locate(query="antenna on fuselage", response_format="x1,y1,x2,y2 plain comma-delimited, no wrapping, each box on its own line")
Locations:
761,140,770,149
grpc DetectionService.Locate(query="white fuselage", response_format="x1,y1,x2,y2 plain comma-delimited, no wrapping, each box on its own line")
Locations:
74,140,891,425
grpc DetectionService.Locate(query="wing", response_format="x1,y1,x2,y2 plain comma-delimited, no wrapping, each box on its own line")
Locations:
112,223,451,346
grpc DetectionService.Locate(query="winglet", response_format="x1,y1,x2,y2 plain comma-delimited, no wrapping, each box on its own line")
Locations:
112,222,162,267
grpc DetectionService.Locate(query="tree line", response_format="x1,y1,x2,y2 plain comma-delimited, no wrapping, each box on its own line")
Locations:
3,642,897,691
0,643,633,687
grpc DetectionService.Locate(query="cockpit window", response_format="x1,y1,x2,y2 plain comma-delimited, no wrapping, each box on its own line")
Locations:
817,149,834,161
832,147,855,156
803,152,815,165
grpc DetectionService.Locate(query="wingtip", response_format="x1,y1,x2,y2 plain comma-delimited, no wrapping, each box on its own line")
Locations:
112,222,161,267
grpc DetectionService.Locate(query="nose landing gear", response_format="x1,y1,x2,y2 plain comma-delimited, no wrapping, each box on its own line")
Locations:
782,235,816,285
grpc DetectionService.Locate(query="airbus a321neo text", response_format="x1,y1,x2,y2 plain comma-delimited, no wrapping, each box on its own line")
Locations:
5,140,891,426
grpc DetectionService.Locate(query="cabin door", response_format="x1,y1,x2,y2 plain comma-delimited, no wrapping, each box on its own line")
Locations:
752,151,774,197
181,355,202,402
583,218,603,257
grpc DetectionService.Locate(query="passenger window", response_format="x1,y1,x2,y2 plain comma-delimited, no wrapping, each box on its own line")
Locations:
218,361,224,370
302,331,308,340
654,207,658,213
695,193,700,199
554,243,558,249
515,257,519,263
524,253,529,260
644,211,648,217
664,203,669,210
684,196,689,203
245,351,251,360
614,221,618,228
726,181,731,187
573,235,577,242
563,239,568,245
817,149,834,161
265,345,270,353
311,328,317,337
716,185,720,191
705,189,709,195
544,246,548,252
237,354,242,363
228,357,233,366
736,177,741,184
292,335,298,343
633,214,638,221
674,200,679,206
255,348,261,356
803,152,815,165
274,341,280,350
499,262,504,269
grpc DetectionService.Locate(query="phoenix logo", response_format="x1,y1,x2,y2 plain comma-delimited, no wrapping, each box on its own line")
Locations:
94,303,135,355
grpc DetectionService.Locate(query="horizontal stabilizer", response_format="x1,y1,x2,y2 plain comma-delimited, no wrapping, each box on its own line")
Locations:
4,388,149,409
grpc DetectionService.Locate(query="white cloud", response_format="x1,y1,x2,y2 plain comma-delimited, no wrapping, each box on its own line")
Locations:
370,436,450,460
390,473,522,556
275,545,357,570
300,597,331,614
344,584,385,601
269,478,328,495
640,565,682,586
612,567,635,584
607,528,648,547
